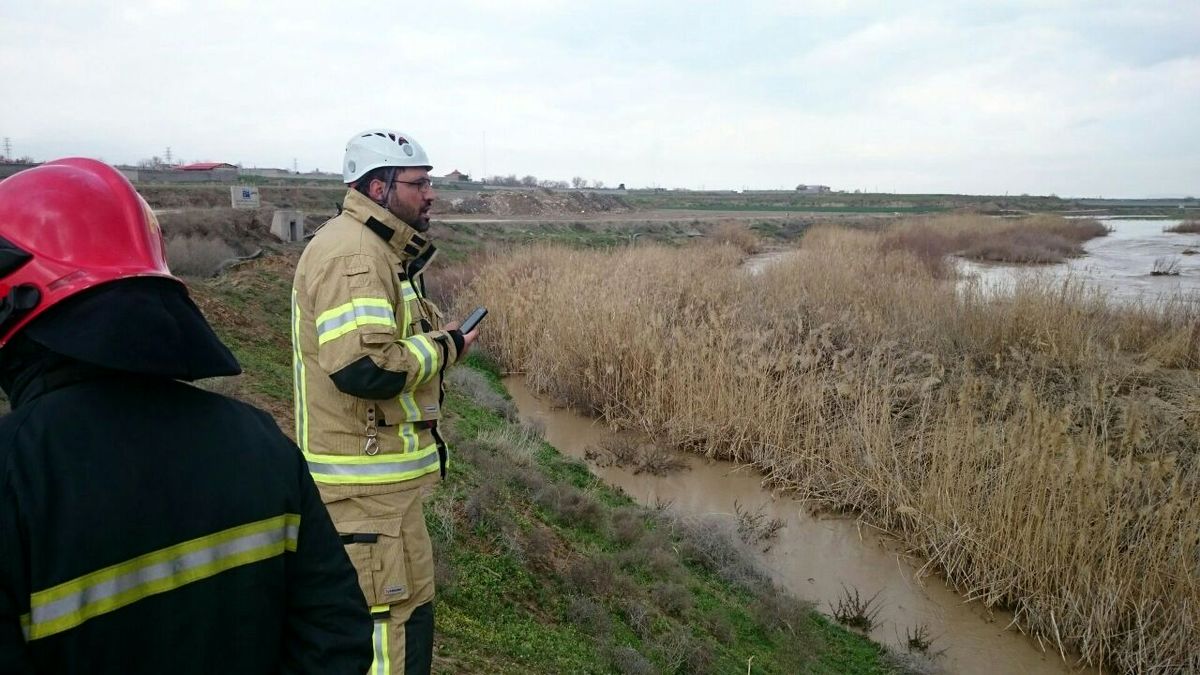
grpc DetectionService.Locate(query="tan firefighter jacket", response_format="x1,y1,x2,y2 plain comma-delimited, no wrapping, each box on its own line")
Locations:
291,189,462,492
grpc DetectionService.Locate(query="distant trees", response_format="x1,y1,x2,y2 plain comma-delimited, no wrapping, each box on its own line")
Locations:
483,174,609,190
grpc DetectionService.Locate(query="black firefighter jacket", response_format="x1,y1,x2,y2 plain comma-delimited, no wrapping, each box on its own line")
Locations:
0,360,373,674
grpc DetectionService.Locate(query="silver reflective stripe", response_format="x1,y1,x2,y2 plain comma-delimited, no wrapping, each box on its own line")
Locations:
408,336,436,382
373,620,386,674
308,451,440,477
317,305,394,335
291,290,307,450
29,520,298,634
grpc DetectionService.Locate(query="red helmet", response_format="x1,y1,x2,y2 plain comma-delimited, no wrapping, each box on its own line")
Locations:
0,158,178,347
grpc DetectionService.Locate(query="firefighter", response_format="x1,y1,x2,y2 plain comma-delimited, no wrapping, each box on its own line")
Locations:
0,159,373,674
291,129,477,674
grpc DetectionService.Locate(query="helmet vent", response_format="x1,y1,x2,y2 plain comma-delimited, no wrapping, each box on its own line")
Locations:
364,132,409,147
0,236,32,279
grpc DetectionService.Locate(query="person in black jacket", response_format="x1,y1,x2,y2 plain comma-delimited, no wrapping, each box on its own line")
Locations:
0,158,373,674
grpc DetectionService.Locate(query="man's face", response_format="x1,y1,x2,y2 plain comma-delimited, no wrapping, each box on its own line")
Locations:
380,168,435,232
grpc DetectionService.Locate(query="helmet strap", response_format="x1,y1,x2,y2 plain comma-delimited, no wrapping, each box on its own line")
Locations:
0,285,41,342
375,167,399,209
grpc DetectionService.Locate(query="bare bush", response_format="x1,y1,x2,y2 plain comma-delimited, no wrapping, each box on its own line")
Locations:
583,438,688,475
534,483,606,531
605,645,655,675
565,595,611,638
620,599,657,640
609,507,645,545
1151,257,1182,276
444,365,516,420
650,581,693,617
830,584,884,632
734,500,786,551
463,482,504,530
752,588,812,636
563,555,617,596
166,235,237,277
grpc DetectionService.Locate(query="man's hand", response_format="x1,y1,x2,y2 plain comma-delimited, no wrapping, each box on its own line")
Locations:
444,321,479,358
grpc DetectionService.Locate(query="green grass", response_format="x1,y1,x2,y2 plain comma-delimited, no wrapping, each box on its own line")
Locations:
193,254,912,674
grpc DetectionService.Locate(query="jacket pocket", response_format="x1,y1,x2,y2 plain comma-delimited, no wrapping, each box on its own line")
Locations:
338,517,412,606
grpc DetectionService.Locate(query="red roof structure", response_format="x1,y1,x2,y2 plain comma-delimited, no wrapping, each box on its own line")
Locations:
177,162,236,171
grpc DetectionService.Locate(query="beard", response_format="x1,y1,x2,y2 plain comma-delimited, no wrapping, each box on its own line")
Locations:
409,215,431,233
388,198,431,232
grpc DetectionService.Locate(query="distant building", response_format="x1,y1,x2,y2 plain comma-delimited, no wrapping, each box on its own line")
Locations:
795,184,831,194
0,162,39,180
443,169,470,182
178,162,237,171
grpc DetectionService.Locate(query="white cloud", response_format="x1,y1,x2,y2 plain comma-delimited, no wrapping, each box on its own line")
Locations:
0,0,1196,196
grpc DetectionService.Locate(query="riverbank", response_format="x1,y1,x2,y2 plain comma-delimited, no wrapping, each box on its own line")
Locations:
189,254,916,674
457,225,1200,673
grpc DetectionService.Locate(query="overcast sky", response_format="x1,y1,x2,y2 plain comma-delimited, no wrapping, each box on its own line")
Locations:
2,1,1197,196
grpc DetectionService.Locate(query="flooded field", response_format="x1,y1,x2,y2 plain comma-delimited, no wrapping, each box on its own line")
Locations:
959,218,1200,303
507,378,1096,675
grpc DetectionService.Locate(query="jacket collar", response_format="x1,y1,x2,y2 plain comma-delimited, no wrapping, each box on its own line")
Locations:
339,190,438,276
0,334,120,409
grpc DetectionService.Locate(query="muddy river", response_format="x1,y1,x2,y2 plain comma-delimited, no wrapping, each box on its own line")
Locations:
505,378,1096,675
958,218,1200,303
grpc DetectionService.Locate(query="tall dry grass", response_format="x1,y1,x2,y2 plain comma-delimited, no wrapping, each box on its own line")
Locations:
457,225,1200,672
1166,220,1200,235
880,214,1109,275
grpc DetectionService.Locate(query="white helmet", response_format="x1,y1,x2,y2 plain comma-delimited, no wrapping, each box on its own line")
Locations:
342,129,432,184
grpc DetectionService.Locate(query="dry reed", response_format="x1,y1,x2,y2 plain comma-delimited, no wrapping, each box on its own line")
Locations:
458,220,1200,672
1166,220,1200,234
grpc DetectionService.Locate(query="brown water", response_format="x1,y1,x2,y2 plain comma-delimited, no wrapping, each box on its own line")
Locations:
506,377,1099,675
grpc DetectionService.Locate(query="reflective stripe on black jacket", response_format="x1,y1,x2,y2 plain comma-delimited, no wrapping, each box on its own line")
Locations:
0,368,373,675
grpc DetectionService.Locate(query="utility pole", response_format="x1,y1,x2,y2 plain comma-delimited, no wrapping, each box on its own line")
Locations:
481,131,487,181
2,137,11,159
293,158,299,173
164,147,173,165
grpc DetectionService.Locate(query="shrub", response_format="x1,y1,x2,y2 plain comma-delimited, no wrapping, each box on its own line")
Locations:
166,235,237,277
605,646,655,675
709,220,761,254
445,367,517,421
564,595,611,638
650,581,693,618
563,555,618,596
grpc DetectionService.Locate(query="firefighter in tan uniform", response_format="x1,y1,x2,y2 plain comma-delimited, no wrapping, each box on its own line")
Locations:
292,129,478,675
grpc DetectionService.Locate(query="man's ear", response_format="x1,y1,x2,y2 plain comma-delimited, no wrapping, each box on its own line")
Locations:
367,177,386,201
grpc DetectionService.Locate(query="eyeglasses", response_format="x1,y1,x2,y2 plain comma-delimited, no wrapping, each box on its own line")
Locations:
392,178,434,192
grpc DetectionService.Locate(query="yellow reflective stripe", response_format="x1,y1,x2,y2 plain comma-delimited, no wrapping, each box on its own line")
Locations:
315,298,396,345
398,422,420,453
396,394,422,452
401,283,418,301
291,289,309,451
398,392,421,421
23,514,300,641
401,334,438,384
304,445,441,485
372,614,390,675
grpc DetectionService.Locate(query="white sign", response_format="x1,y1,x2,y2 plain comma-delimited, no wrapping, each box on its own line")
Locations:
230,186,261,209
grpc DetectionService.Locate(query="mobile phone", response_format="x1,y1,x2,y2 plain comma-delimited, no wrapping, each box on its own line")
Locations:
458,307,487,334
